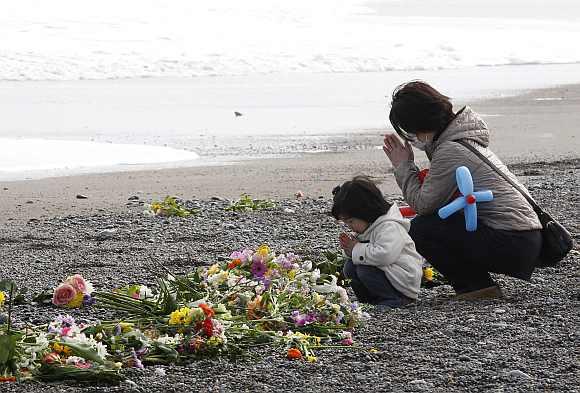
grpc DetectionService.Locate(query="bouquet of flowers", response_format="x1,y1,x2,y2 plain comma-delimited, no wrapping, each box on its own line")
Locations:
2,246,368,384
52,275,95,309
144,196,198,217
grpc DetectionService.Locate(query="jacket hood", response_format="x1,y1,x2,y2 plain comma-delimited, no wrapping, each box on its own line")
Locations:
426,106,490,156
359,204,410,239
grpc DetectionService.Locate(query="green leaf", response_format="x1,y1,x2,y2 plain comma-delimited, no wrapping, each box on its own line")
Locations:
0,280,16,293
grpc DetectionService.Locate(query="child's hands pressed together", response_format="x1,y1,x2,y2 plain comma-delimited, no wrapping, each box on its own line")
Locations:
339,232,358,257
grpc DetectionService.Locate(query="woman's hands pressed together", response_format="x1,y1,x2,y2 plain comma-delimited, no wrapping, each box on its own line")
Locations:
383,134,414,168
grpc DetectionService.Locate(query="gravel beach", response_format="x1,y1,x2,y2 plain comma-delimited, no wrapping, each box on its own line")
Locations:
0,157,578,393
1,84,579,392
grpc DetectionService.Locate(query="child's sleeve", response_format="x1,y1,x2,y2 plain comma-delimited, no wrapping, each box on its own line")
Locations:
351,222,405,268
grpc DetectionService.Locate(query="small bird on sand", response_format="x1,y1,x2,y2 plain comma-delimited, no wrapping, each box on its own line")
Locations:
234,111,243,117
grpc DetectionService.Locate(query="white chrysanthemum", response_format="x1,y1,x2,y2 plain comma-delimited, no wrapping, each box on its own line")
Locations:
155,333,183,345
336,287,349,304
85,281,94,295
139,285,153,299
95,342,108,360
66,356,86,365
310,268,321,283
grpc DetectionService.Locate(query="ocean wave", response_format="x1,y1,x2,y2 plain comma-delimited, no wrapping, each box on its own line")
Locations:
1,0,580,81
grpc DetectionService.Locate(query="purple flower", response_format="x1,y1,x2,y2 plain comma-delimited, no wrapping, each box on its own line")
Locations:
291,310,317,327
230,249,253,262
305,312,317,324
131,349,144,369
277,256,293,270
260,277,272,289
251,260,267,278
291,311,307,326
82,294,95,307
55,315,76,327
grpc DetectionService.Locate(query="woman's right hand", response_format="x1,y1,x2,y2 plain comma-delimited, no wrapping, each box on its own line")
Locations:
383,133,414,168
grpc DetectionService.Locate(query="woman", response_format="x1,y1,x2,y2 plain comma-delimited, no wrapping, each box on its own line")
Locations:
383,81,542,300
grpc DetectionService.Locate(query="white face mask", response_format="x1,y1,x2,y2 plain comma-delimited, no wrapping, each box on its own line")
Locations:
410,134,433,151
410,139,427,151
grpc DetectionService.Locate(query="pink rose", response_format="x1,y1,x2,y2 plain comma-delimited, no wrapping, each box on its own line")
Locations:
52,283,77,306
67,274,88,293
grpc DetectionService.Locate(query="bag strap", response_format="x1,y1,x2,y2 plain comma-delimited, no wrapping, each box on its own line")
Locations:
455,140,543,216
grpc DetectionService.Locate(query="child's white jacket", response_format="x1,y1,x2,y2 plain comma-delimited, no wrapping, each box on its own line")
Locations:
351,204,423,299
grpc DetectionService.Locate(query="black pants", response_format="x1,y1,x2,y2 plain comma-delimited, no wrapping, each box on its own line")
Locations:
409,213,542,293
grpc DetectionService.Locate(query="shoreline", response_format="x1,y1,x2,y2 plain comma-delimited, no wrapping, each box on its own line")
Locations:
1,82,579,225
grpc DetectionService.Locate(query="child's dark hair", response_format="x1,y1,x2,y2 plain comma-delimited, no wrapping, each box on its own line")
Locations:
389,80,455,141
331,175,392,223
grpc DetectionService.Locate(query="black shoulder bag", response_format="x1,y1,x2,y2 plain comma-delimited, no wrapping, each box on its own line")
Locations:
456,140,573,267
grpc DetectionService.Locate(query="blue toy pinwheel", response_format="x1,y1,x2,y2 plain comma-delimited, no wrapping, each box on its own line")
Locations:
438,166,493,231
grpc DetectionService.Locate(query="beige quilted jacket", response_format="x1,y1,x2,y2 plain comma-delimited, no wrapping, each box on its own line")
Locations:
393,106,542,231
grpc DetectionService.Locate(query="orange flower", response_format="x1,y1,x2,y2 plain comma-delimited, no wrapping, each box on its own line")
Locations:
43,352,61,365
199,303,215,318
246,295,263,320
0,376,16,382
227,259,241,269
287,348,302,360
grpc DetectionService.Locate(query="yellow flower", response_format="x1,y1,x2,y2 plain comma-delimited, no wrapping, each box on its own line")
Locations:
288,269,297,280
207,336,223,347
256,245,270,257
306,355,317,363
313,293,325,306
65,292,84,309
0,291,5,307
119,322,134,333
169,307,193,325
53,342,73,356
423,267,434,281
150,202,163,214
369,348,379,353
207,264,220,276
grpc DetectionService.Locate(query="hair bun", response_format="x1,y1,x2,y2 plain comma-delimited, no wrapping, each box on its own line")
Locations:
332,185,341,196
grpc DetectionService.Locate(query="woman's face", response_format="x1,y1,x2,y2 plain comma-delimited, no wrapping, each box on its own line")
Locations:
414,131,436,143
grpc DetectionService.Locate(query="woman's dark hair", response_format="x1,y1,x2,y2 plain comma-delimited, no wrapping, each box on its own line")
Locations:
331,175,392,223
388,81,455,141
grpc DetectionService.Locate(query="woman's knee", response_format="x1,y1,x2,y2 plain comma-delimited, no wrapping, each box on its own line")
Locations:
342,258,357,279
409,214,441,241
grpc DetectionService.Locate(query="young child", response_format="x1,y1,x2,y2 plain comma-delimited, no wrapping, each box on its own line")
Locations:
331,175,423,308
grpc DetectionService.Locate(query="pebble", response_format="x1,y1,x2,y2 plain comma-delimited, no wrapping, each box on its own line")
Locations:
508,369,532,380
0,162,578,393
154,368,166,376
283,208,295,213
494,308,506,314
96,228,117,240
76,194,89,199
128,195,140,201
